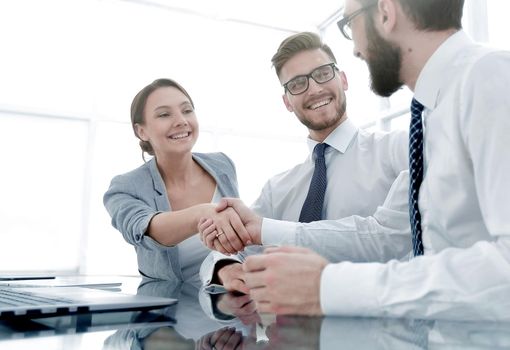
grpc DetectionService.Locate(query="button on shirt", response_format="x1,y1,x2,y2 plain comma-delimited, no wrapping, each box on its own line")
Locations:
321,31,510,320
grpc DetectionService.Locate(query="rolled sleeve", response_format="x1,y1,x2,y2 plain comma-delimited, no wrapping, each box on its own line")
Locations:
103,175,159,246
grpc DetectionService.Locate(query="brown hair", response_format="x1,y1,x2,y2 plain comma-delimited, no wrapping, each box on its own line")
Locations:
130,78,195,157
271,32,337,78
358,0,464,31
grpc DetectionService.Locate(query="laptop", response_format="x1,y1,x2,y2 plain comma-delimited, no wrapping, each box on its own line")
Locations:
0,286,177,319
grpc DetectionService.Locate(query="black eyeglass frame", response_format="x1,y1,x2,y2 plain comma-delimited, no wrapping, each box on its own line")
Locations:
283,63,339,96
337,3,377,40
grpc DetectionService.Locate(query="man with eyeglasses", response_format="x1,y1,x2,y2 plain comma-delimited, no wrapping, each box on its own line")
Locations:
199,32,411,295
224,0,510,320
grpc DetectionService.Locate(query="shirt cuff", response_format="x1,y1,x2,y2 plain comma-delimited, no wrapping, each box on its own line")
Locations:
261,218,299,246
320,262,382,316
199,251,242,287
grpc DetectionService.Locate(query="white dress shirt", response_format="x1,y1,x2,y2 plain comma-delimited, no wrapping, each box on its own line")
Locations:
257,118,411,263
262,170,412,263
322,31,510,320
200,119,410,285
252,118,407,222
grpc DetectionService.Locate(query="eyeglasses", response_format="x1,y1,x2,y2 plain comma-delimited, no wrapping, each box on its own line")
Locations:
283,63,338,95
337,3,377,40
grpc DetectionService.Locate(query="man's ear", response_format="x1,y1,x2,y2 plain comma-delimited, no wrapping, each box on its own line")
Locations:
378,0,398,34
339,71,349,91
282,94,294,112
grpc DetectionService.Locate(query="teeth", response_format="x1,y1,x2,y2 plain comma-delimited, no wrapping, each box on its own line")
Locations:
309,99,331,110
170,132,189,139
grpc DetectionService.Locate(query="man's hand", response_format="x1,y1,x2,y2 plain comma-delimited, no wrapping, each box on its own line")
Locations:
218,262,250,294
216,292,261,325
199,206,251,255
196,327,243,350
199,198,263,254
243,246,329,315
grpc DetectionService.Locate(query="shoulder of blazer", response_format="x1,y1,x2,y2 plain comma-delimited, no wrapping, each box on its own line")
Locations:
113,158,165,195
193,152,236,176
113,160,152,183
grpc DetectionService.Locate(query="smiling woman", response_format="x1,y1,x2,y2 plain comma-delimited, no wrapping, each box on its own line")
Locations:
103,78,247,281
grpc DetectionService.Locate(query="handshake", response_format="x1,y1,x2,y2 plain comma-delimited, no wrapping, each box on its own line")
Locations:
198,199,327,314
198,198,263,255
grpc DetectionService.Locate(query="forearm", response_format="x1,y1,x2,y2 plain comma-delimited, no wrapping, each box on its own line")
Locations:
263,208,411,263
296,209,411,263
147,203,215,246
263,170,412,262
321,237,510,320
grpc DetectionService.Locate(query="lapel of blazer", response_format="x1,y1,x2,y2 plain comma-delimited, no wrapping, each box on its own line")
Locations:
148,158,171,211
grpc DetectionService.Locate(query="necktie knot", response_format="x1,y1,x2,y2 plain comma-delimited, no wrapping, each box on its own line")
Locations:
314,142,328,159
411,98,424,115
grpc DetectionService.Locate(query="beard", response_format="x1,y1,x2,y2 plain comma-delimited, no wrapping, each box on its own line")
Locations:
365,17,403,97
298,94,347,131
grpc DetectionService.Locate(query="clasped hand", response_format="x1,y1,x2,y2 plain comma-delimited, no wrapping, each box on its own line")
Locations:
199,198,262,255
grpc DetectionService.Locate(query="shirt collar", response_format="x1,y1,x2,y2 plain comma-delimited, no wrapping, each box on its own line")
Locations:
414,30,473,110
306,118,358,154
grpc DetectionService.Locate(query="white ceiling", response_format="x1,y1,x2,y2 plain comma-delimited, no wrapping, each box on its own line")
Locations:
125,0,345,32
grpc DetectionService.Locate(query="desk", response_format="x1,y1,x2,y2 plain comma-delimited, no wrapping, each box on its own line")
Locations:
0,276,509,349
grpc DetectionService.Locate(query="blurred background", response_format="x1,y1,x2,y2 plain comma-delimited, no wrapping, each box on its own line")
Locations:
0,0,507,275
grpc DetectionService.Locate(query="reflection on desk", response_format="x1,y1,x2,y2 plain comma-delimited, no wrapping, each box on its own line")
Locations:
105,279,510,350
1,277,509,349
103,277,238,349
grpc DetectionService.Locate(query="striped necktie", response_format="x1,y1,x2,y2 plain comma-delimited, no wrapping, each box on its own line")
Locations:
299,143,328,223
409,98,425,256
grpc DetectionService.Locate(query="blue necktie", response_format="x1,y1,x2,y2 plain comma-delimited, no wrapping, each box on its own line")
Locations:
299,143,328,223
409,98,425,256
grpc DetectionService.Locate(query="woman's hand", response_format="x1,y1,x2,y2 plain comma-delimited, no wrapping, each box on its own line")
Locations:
199,207,251,255
199,198,261,255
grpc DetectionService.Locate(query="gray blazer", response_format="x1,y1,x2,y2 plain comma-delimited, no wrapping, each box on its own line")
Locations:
103,152,239,281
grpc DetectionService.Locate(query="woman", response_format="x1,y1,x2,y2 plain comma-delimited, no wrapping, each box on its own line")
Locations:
104,78,247,281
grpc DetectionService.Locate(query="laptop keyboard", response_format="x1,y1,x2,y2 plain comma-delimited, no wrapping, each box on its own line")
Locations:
0,288,75,307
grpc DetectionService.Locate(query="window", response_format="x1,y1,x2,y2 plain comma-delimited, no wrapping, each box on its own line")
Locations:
0,111,88,272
